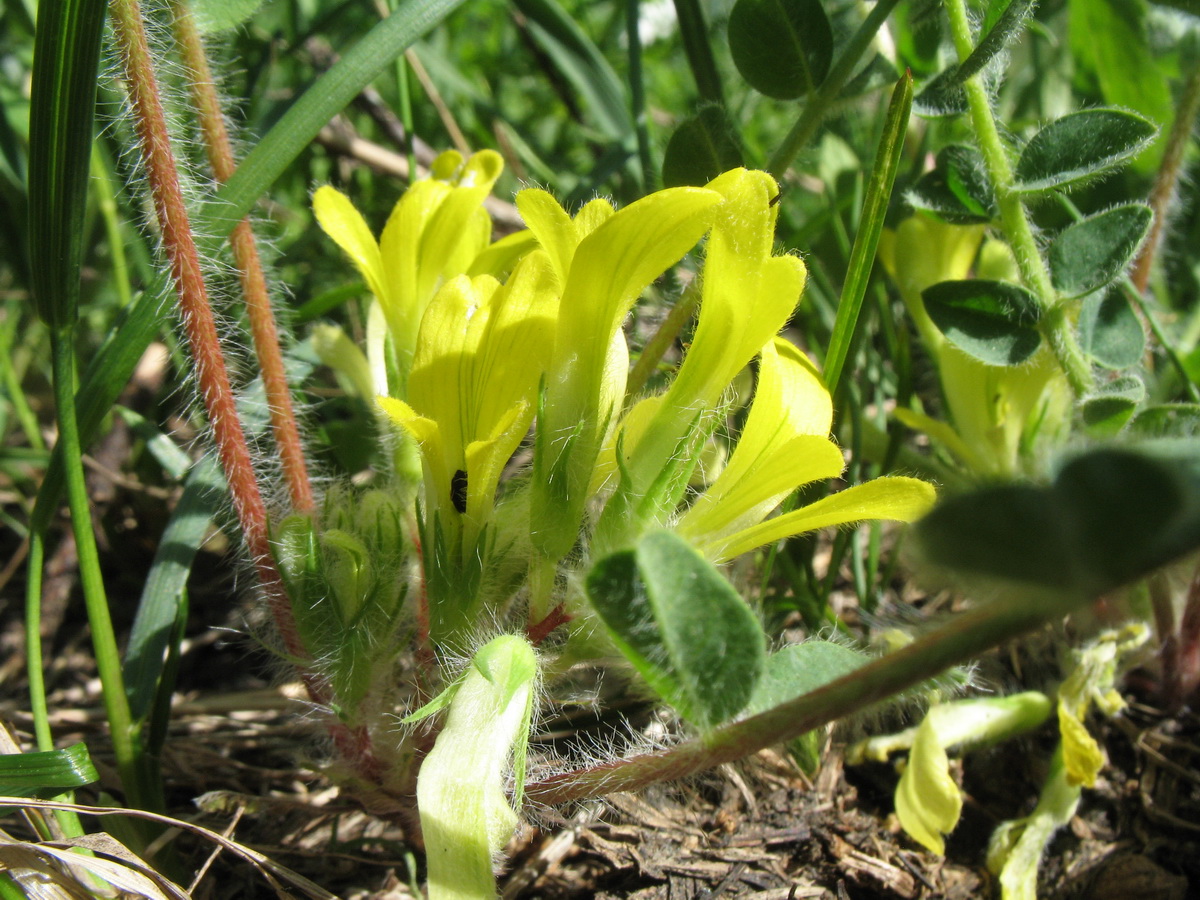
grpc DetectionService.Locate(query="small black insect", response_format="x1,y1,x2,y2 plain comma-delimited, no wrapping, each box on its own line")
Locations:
450,469,468,514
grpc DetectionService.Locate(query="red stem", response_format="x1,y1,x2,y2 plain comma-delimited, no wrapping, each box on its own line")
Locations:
171,3,315,515
109,0,306,662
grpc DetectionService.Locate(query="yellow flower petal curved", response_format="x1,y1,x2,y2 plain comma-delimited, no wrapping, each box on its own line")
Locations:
702,476,936,563
895,716,963,855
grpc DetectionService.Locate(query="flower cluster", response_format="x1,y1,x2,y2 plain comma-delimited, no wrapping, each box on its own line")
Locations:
313,150,934,646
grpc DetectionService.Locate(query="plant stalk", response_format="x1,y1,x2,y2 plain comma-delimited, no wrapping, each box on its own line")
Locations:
943,0,1093,397
171,2,315,515
526,591,1081,805
766,0,904,178
1131,57,1200,294
108,0,307,661
49,328,152,808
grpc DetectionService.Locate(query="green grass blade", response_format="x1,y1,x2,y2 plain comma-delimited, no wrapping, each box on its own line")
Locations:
824,71,912,399
199,0,468,239
27,0,107,329
124,456,223,724
512,0,634,142
0,744,98,799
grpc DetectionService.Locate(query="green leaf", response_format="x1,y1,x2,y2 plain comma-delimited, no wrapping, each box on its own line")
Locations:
1080,375,1144,437
586,531,765,729
916,441,1200,598
1049,204,1153,299
922,280,1042,366
1129,404,1200,438
123,457,223,725
745,642,869,715
0,743,97,798
958,0,1037,81
512,0,634,142
908,145,995,224
728,0,833,100
662,104,743,188
1078,291,1145,370
191,0,266,32
27,0,107,328
1013,109,1158,195
913,65,968,118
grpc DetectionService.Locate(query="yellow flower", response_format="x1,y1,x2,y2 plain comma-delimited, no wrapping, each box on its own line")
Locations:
378,251,558,553
313,150,508,393
676,338,935,563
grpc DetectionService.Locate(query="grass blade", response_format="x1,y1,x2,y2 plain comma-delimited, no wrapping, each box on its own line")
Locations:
824,71,913,398
200,0,468,239
27,0,107,328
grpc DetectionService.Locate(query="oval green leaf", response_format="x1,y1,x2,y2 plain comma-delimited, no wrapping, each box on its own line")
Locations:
728,0,833,100
1129,404,1200,438
1049,204,1153,299
662,104,743,188
1013,109,1158,195
913,66,968,118
1080,375,1144,437
922,280,1042,366
1078,290,1145,370
586,530,765,730
908,145,995,224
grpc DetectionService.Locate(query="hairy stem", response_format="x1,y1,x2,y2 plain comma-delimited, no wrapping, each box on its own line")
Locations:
171,3,315,515
943,0,1092,397
108,0,307,662
526,591,1082,806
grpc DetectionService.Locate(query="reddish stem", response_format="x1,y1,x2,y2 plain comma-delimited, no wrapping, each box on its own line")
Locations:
171,3,315,515
526,602,571,647
108,0,306,662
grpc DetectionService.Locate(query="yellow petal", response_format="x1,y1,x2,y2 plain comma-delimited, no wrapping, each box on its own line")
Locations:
667,170,806,413
312,186,388,304
1058,701,1103,788
702,477,936,562
377,396,451,510
895,716,962,855
515,189,577,287
378,150,504,363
